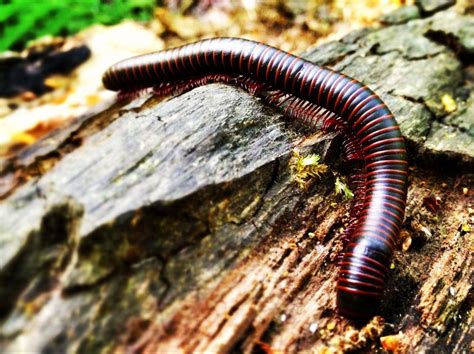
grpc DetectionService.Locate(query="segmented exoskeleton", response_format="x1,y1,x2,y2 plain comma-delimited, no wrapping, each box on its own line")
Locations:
102,38,408,319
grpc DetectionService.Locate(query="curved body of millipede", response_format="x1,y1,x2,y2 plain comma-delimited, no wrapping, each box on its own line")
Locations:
102,37,408,319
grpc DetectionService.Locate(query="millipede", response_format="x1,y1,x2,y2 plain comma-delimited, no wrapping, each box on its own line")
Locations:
102,37,408,320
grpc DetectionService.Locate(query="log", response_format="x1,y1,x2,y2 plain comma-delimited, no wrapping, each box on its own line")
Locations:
0,3,472,353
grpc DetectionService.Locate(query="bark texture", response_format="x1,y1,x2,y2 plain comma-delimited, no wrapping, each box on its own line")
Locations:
0,3,473,353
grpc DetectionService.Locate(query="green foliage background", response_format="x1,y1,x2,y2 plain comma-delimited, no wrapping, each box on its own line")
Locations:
0,0,157,52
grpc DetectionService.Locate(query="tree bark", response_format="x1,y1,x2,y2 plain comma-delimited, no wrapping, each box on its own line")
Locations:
0,3,472,353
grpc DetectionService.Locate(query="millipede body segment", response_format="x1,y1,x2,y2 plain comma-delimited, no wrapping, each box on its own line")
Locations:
102,38,408,320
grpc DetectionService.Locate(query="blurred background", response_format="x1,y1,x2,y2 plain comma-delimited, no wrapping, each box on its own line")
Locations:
1,0,413,53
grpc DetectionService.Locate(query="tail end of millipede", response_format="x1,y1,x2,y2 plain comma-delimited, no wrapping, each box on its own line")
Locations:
336,287,381,320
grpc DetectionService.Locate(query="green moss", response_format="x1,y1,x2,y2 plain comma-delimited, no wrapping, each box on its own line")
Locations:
289,150,328,189
334,176,354,200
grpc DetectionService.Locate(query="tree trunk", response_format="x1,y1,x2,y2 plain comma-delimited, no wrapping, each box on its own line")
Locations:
0,3,472,353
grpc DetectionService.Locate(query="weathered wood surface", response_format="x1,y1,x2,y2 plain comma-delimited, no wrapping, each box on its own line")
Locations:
0,3,473,353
